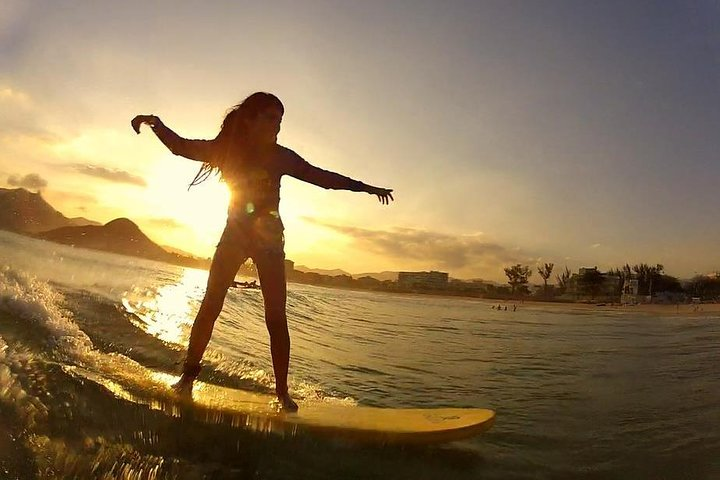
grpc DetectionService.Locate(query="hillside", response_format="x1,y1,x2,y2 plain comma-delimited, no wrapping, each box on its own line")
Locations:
36,218,174,262
0,188,97,233
294,265,353,277
355,271,399,282
1,187,385,277
294,265,399,282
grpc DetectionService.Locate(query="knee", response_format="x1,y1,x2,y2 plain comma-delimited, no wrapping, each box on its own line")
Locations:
207,273,232,296
265,313,289,340
264,301,286,322
199,287,227,317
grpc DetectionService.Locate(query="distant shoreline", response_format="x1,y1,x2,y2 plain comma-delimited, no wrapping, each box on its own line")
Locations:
476,299,720,316
286,281,720,316
5,229,717,316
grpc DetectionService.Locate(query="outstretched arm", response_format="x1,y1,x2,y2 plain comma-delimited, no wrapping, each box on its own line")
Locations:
282,147,394,205
131,115,213,163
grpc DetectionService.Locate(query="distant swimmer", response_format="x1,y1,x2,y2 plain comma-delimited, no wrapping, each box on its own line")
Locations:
132,93,394,411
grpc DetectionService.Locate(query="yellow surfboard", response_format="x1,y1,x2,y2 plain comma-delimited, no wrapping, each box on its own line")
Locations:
67,362,495,445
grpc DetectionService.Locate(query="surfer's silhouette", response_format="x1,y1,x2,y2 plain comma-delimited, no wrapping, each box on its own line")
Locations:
132,93,393,410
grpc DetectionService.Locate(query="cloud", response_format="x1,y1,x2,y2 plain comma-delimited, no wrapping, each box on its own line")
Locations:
49,190,96,204
146,217,184,229
72,164,146,187
54,191,96,203
303,217,534,277
0,125,59,144
0,85,69,152
7,172,47,190
0,85,59,143
0,87,30,104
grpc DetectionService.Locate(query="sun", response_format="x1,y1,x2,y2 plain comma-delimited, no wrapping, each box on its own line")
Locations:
138,159,232,256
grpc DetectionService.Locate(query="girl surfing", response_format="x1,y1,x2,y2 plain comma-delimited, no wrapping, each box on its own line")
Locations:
132,92,393,410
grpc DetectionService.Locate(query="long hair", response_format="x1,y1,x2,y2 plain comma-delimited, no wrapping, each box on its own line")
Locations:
188,92,284,188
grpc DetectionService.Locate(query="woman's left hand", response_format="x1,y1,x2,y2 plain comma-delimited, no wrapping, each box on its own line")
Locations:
367,186,394,205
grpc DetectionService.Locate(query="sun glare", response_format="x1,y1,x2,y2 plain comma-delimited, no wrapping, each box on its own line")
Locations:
122,267,209,345
141,160,231,256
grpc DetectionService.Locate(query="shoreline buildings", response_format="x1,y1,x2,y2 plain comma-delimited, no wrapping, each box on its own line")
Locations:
397,271,449,290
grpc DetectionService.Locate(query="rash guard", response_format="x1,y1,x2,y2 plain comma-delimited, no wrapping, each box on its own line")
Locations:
151,121,367,236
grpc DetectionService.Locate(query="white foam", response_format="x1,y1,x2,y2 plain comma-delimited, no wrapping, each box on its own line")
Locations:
201,350,356,404
0,265,94,360
0,264,356,406
0,335,49,429
291,379,358,407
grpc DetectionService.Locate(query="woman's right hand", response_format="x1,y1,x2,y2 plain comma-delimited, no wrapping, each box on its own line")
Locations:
131,115,159,134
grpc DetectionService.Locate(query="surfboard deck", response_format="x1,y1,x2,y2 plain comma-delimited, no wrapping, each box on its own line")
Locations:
67,362,495,444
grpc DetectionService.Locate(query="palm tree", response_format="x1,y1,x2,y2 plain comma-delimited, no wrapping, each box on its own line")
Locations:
556,266,572,294
632,263,664,296
537,263,554,298
579,267,604,300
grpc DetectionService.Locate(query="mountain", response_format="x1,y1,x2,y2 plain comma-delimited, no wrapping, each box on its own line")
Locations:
0,188,97,233
0,187,394,277
36,218,174,262
294,265,353,277
69,216,101,227
354,271,399,282
294,265,398,282
162,244,205,259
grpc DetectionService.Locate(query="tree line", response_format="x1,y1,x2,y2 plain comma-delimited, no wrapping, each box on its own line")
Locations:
499,262,720,301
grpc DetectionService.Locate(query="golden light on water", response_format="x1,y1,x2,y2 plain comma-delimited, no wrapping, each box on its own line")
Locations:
122,268,209,345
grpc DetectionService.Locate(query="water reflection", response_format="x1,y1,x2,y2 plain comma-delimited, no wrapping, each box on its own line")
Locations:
67,363,297,438
122,268,208,345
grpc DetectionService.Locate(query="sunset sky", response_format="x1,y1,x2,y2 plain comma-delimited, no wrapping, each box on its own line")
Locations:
1,1,719,282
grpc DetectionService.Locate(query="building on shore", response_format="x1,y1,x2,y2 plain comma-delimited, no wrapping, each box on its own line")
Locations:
449,279,487,294
398,271,449,290
621,278,639,304
564,267,621,301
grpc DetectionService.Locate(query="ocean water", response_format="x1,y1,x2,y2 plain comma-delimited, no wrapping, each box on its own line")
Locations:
0,229,718,480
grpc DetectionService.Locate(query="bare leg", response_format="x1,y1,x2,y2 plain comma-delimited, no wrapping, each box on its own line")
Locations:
174,237,248,394
255,251,297,411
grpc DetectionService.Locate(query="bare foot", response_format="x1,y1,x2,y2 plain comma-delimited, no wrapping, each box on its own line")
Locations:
171,375,194,399
276,392,298,412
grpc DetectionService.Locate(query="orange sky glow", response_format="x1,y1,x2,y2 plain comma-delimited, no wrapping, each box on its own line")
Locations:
2,1,720,282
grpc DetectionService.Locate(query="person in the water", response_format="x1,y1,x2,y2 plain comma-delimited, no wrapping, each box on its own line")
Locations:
132,92,393,411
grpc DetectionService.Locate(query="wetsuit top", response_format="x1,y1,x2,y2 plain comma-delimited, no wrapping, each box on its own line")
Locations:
151,121,367,231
